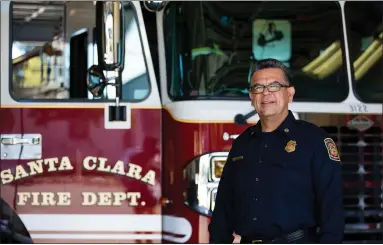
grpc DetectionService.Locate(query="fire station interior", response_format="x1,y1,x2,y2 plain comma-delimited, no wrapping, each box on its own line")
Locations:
6,0,383,244
12,1,82,99
12,1,151,101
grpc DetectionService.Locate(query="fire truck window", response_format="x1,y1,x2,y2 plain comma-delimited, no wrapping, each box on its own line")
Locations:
345,2,383,103
163,2,349,102
10,1,150,101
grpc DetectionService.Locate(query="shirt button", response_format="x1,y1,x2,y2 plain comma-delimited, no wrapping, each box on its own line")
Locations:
264,144,267,147
253,217,258,221
255,178,259,181
254,197,258,201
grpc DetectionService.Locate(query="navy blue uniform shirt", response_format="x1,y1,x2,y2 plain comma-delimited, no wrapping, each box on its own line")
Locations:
209,111,344,243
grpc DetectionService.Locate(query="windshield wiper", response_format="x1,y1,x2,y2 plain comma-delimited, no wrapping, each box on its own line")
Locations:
234,109,257,125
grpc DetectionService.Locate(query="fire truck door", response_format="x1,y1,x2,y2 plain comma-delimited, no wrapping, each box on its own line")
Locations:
1,1,162,243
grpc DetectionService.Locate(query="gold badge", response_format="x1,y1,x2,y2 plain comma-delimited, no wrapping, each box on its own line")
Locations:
285,140,297,153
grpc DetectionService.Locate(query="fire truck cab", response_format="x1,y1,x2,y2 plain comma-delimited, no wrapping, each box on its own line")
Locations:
1,1,382,243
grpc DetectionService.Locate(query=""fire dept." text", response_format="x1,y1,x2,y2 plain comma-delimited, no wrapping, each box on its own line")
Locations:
16,191,144,206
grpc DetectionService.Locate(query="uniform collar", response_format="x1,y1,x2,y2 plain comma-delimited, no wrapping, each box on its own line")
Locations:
250,110,296,136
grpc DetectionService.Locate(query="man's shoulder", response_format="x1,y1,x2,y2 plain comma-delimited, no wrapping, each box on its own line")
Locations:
296,120,341,162
231,125,255,146
294,119,330,140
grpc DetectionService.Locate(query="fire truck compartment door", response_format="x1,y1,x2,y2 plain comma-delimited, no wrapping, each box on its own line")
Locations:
0,134,42,160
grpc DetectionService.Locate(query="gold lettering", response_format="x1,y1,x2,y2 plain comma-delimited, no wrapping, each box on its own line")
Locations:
44,158,59,172
1,169,13,184
30,192,40,206
98,192,112,206
81,192,142,206
126,163,142,180
27,160,43,175
82,192,97,206
141,170,156,185
17,192,71,206
14,165,29,180
58,156,73,171
110,161,125,175
56,192,71,206
112,192,126,206
2,156,157,185
83,156,97,170
41,192,56,206
17,192,31,206
97,157,111,172
127,192,141,206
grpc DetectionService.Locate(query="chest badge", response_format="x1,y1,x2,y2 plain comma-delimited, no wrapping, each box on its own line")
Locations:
285,140,297,153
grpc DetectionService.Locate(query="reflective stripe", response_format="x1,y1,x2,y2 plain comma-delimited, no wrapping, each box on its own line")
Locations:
20,214,193,243
20,214,161,232
192,43,224,59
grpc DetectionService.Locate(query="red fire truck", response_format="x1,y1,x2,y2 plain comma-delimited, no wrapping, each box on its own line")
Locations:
1,1,382,243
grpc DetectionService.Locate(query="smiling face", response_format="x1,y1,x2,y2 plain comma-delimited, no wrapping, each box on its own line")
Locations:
249,68,295,118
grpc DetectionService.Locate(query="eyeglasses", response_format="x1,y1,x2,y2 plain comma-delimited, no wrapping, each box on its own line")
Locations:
249,82,290,94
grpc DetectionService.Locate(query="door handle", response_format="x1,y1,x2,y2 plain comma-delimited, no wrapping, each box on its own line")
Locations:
1,134,42,160
1,137,40,145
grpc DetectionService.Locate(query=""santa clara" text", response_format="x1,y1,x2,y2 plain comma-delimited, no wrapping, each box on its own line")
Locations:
1,156,156,185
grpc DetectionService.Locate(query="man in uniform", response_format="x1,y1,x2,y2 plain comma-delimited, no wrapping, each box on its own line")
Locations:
208,58,344,243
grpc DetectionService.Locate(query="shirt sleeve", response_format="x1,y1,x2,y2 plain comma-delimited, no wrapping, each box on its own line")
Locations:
208,146,235,243
311,136,344,243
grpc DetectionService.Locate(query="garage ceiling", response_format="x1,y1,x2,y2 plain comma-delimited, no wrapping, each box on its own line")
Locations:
12,1,65,24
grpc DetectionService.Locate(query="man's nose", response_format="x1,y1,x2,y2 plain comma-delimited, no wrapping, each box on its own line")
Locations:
262,87,271,95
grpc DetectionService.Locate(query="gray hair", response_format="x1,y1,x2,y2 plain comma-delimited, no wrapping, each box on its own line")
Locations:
250,58,292,85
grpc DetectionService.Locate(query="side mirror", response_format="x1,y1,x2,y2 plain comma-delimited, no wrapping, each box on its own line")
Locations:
95,1,125,71
87,65,117,98
88,1,126,122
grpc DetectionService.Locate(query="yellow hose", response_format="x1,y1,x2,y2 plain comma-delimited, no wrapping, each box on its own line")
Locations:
354,44,382,81
302,41,341,73
312,49,343,79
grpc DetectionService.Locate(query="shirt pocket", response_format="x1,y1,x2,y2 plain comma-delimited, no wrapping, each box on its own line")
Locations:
230,154,251,196
229,154,252,223
265,139,308,171
276,151,313,196
230,155,248,183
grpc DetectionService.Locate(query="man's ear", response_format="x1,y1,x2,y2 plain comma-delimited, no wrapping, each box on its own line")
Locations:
287,86,295,103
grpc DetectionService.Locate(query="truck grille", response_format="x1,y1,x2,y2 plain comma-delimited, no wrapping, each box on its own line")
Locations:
321,124,382,243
